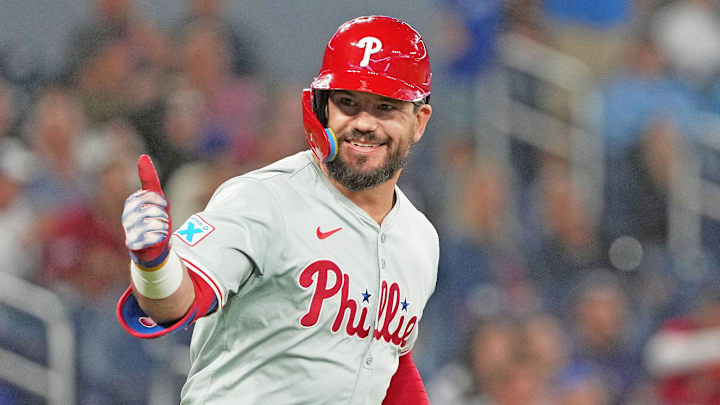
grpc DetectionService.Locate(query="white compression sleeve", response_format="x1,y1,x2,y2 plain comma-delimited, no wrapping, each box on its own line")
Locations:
130,250,184,299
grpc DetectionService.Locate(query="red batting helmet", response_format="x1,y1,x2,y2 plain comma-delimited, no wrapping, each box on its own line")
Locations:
302,15,432,162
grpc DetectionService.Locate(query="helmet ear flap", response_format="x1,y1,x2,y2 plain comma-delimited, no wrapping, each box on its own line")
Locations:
302,89,338,162
312,90,330,127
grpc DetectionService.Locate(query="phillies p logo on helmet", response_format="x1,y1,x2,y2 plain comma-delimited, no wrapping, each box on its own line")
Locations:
311,16,431,102
358,36,382,68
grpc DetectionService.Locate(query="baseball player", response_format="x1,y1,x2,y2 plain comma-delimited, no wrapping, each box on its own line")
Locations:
117,15,437,404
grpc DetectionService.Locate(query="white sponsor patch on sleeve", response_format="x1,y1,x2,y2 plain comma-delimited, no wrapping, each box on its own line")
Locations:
175,214,215,246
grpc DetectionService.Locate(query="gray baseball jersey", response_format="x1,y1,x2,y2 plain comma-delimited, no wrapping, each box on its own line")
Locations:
170,150,439,404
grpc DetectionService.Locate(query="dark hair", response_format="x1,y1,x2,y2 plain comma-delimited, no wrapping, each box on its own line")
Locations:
412,98,429,113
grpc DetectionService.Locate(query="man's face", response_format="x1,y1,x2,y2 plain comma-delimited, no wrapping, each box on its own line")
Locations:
324,90,431,191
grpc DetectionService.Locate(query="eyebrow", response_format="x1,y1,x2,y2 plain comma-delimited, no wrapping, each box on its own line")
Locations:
378,96,402,105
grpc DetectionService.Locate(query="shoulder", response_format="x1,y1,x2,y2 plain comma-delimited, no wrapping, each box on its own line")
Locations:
243,151,316,182
395,188,440,286
209,151,315,206
397,188,439,246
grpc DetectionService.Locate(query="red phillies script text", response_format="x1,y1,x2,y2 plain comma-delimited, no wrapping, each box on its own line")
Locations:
298,260,417,348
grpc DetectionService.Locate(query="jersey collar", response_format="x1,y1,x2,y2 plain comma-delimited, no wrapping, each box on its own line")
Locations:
305,150,401,231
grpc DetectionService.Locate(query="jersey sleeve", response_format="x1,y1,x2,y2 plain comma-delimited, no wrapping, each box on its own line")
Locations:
116,269,219,339
171,177,285,309
382,351,429,405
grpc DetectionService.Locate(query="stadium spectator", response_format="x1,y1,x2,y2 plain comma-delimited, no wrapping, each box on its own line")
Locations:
603,118,684,246
526,165,608,314
66,0,171,126
0,80,38,279
645,284,720,404
541,0,633,78
422,157,536,371
431,0,504,131
521,313,611,405
567,273,644,405
599,36,699,159
23,86,90,213
177,0,259,76
35,122,143,301
175,19,265,164
427,318,522,404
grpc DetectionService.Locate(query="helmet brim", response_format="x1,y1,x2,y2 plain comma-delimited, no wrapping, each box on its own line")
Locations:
312,70,430,103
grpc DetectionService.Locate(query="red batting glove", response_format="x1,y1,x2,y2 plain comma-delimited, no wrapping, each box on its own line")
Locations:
122,155,172,267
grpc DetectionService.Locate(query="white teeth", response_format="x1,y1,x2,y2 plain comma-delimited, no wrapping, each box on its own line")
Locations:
351,141,377,148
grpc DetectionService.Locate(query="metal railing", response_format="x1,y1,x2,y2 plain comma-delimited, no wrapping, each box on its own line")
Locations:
0,272,75,404
475,31,604,223
669,112,720,260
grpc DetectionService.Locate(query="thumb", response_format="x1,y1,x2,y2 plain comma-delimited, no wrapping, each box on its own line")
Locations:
137,154,164,195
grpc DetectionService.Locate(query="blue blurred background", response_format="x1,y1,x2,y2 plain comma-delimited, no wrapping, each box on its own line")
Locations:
3,0,720,404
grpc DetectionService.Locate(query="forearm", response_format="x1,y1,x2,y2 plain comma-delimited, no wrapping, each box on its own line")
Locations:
133,258,196,324
118,250,218,339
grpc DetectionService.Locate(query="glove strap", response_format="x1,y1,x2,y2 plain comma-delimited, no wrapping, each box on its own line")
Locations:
131,243,170,269
131,235,171,267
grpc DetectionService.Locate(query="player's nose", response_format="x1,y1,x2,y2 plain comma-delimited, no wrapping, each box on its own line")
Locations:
350,109,378,134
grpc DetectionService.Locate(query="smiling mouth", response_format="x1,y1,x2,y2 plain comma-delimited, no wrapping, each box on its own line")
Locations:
346,140,386,150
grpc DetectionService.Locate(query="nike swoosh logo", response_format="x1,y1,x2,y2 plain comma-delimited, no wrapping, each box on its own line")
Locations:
317,226,342,239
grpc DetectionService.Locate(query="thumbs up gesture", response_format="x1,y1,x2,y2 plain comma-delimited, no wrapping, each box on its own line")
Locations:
122,155,172,267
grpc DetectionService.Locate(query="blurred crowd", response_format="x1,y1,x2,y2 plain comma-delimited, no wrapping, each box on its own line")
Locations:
3,0,720,404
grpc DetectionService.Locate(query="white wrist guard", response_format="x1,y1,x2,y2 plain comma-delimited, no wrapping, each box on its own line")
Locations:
130,249,184,299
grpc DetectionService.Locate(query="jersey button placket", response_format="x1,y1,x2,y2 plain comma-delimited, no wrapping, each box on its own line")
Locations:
378,233,386,271
369,231,384,370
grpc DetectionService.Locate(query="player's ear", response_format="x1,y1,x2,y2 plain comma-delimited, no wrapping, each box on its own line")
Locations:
412,104,432,143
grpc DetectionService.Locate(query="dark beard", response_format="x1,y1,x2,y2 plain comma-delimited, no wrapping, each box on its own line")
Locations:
325,134,413,191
